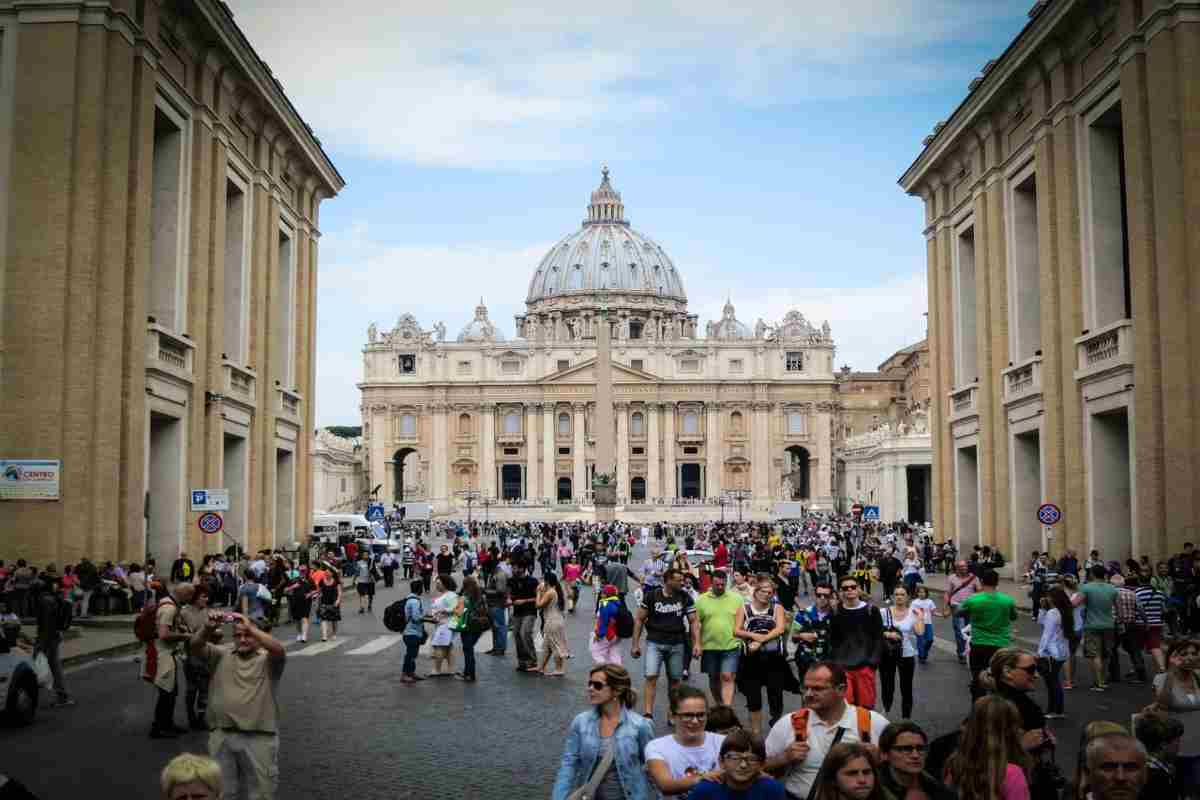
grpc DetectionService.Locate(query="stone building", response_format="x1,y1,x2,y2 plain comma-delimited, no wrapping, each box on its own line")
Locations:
899,0,1199,562
312,430,364,513
359,169,907,519
0,1,344,565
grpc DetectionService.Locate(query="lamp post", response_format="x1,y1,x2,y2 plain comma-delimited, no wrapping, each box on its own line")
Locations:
725,488,752,524
456,488,480,528
480,495,497,524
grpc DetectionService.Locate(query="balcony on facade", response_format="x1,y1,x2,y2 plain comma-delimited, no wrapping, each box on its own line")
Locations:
1075,320,1133,384
277,387,302,421
947,382,979,423
1001,355,1042,407
146,322,195,383
222,360,257,406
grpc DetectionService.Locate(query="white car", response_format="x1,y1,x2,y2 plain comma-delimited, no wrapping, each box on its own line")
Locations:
0,649,38,726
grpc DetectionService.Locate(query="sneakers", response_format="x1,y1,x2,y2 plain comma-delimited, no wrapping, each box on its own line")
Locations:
1091,684,1108,692
49,697,76,708
1045,713,1066,719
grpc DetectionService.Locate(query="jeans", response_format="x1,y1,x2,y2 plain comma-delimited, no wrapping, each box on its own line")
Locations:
490,605,508,653
879,653,915,718
512,613,538,668
461,630,482,679
184,657,211,724
154,685,178,731
1041,657,1065,714
1109,627,1148,682
951,611,968,658
902,574,922,596
402,634,421,676
916,627,934,662
969,644,999,701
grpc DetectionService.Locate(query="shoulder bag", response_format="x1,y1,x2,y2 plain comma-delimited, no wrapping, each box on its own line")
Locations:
563,724,618,800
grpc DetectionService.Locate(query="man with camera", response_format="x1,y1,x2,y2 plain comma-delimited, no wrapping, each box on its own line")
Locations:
190,611,286,800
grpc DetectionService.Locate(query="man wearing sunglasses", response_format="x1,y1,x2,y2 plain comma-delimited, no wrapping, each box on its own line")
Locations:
878,721,957,800
828,578,884,709
791,582,834,679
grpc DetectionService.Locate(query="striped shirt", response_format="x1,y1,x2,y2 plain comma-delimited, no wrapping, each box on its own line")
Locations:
1135,585,1166,626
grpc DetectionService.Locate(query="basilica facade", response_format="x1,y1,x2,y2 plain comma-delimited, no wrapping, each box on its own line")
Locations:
358,171,908,516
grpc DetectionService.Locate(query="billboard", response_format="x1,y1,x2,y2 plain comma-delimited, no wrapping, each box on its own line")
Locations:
0,460,62,500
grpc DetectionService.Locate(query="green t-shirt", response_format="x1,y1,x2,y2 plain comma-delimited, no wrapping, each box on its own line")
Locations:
1079,582,1118,631
960,590,1017,647
694,590,744,652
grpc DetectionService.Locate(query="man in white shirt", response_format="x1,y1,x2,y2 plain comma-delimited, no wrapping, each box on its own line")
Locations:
763,662,889,800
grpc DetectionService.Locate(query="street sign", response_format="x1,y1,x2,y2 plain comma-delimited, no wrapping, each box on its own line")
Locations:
365,503,385,522
1037,503,1062,526
862,506,881,521
191,489,229,512
197,512,223,534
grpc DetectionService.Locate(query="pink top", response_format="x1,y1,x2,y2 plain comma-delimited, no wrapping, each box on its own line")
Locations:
563,564,582,582
1002,764,1029,800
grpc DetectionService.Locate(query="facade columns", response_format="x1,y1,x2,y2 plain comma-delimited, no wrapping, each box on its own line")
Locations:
706,402,721,498
543,404,556,501
816,406,833,501
662,403,676,501
752,402,771,506
646,404,660,501
480,403,495,499
369,404,387,510
616,402,630,499
432,404,448,510
572,403,586,500
525,403,539,501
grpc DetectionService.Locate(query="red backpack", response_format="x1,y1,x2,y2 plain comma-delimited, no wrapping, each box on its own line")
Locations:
134,597,174,642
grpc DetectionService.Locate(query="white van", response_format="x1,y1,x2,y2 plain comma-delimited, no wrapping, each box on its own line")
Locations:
312,513,372,540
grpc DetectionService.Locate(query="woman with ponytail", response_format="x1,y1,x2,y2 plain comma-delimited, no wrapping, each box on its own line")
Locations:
552,664,656,800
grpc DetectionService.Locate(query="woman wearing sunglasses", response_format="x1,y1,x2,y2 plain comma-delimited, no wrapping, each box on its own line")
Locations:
877,721,957,800
645,685,725,798
551,664,656,800
689,728,786,799
982,647,1054,753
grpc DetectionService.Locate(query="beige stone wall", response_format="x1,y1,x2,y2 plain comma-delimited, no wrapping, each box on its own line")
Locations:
0,1,342,565
901,0,1200,560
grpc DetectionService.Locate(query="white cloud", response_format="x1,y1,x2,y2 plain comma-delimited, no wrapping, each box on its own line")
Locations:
313,221,927,424
227,0,1020,168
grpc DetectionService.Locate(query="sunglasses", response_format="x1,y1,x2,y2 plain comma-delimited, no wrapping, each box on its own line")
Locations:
675,712,707,721
815,592,832,598
1014,663,1039,675
588,680,610,690
890,744,928,754
840,585,858,591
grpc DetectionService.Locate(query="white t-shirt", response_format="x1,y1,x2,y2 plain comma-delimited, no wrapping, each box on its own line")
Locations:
764,705,890,800
883,607,920,658
645,732,725,798
911,598,936,630
1153,672,1200,756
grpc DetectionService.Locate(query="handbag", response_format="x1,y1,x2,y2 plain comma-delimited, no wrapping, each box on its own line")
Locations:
882,608,902,658
564,726,618,800
32,650,53,690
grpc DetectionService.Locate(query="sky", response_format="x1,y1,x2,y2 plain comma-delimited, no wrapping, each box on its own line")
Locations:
226,0,1033,427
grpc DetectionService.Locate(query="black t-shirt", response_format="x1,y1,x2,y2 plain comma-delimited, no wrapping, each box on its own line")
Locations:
435,553,455,574
508,575,539,617
640,586,695,645
998,685,1046,733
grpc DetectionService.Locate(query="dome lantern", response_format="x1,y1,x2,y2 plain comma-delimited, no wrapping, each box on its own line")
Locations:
584,165,627,227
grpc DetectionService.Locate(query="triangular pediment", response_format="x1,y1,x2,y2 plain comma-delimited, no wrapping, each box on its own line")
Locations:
539,356,662,384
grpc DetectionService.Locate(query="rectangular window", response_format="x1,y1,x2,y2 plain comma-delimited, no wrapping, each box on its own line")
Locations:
631,359,644,371
274,227,294,385
149,104,186,330
558,447,571,455
680,358,700,373
503,412,521,435
954,222,978,385
683,446,699,455
785,352,803,372
787,411,806,435
629,320,643,339
340,477,347,492
501,359,520,374
399,354,416,374
557,359,570,371
399,414,416,436
223,177,248,362
503,448,519,456
1009,169,1041,361
1086,102,1132,326
457,360,472,375
729,358,744,373
632,447,645,455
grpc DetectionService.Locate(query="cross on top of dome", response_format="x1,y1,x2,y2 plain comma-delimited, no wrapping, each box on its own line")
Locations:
585,165,627,226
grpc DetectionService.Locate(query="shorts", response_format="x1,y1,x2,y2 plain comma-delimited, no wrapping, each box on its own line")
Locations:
700,648,740,676
1143,625,1164,651
842,665,877,710
644,641,686,681
1084,629,1115,660
356,582,374,597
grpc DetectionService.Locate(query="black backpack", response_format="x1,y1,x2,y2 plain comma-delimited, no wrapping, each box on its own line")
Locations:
614,603,635,639
384,595,421,633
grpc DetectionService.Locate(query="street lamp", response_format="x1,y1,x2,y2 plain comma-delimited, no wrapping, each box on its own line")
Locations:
480,495,497,524
456,488,480,527
725,488,752,524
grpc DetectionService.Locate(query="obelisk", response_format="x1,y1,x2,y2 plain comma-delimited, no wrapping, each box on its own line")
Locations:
593,302,617,520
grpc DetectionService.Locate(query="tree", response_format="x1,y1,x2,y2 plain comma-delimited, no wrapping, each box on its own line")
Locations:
325,425,362,439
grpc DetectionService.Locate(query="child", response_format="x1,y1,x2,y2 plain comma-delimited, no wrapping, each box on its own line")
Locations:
851,559,872,596
911,585,938,663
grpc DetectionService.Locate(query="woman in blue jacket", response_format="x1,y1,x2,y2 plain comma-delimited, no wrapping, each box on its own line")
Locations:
551,664,655,800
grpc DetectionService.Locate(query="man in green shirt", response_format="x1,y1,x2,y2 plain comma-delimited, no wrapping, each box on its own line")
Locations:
957,569,1017,700
694,570,743,705
1074,563,1118,691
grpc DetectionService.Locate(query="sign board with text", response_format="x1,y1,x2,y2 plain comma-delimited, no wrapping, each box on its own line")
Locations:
191,489,229,512
0,460,61,500
862,506,880,522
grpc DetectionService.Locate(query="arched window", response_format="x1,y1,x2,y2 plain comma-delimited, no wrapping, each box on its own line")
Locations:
458,413,472,436
631,412,644,436
503,411,521,435
400,414,416,436
683,412,699,435
730,411,743,435
558,412,570,436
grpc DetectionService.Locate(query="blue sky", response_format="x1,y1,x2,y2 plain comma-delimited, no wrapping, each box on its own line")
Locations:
228,0,1032,426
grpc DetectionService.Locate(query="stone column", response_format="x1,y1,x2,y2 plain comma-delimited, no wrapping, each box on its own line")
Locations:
816,405,833,503
369,403,387,508
480,403,495,499
525,403,539,501
431,404,448,511
662,403,676,501
616,402,630,500
706,402,721,498
752,402,771,506
543,404,556,502
647,403,660,501
572,403,586,500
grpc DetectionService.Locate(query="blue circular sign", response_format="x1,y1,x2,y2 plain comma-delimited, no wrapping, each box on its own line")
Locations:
1037,503,1062,526
198,512,224,534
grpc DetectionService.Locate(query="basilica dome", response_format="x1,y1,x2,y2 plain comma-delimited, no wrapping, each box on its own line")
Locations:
525,168,687,307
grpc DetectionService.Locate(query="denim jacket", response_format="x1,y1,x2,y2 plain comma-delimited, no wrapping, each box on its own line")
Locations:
551,707,655,800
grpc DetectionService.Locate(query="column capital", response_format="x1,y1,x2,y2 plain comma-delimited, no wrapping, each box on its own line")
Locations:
614,401,630,411
525,401,543,412
752,401,773,412
480,402,497,411
572,402,588,413
369,403,389,414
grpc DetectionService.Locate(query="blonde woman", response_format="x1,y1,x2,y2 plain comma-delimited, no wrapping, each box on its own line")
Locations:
160,753,222,800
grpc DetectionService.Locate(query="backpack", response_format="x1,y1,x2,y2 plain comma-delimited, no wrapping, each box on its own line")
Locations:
467,596,492,633
789,705,873,744
134,597,173,642
55,596,73,632
614,603,635,639
384,595,421,633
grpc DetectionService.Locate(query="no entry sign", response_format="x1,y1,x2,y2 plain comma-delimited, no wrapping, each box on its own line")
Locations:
198,512,224,535
1037,503,1062,527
